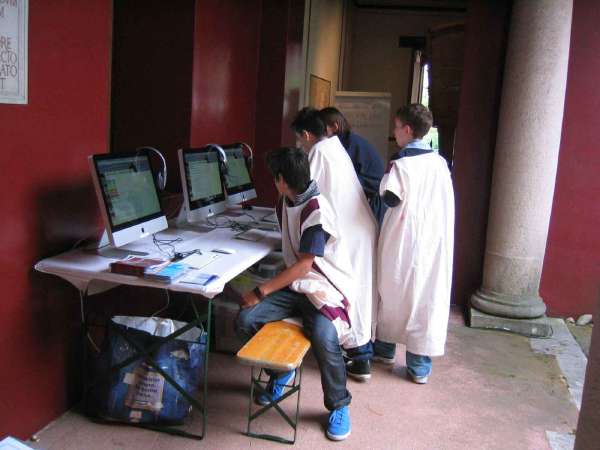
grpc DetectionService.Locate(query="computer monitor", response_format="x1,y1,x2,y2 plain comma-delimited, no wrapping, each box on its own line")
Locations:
223,144,256,205
178,148,227,223
89,153,168,249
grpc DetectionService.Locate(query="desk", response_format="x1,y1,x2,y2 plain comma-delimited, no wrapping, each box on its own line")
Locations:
34,210,280,439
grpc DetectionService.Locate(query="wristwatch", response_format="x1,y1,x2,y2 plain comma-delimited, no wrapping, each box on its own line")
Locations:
253,286,265,300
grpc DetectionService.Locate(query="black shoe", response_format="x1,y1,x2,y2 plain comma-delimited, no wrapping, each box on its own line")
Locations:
346,359,371,381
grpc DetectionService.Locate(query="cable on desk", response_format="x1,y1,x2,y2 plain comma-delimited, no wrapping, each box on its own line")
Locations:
152,234,183,259
204,215,230,229
205,215,251,233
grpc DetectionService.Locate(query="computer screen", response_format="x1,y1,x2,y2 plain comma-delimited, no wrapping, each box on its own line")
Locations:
223,145,256,205
89,153,168,248
178,148,227,222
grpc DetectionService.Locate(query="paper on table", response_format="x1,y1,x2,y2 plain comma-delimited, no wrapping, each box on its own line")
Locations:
179,252,220,269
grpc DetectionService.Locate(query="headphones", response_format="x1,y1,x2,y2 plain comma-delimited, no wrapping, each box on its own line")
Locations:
135,146,167,191
204,143,228,175
238,142,254,172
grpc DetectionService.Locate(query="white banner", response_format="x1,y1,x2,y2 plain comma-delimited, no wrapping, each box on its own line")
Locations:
0,0,27,104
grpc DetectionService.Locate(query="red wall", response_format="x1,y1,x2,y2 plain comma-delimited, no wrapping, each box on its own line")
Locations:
451,0,510,306
0,0,112,439
111,0,196,192
540,0,600,317
190,0,262,149
254,0,305,206
190,0,304,208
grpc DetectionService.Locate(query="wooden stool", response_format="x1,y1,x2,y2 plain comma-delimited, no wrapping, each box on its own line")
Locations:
237,320,311,444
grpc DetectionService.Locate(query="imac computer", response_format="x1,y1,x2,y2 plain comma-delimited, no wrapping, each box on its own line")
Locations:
89,153,168,254
177,147,227,224
222,144,256,205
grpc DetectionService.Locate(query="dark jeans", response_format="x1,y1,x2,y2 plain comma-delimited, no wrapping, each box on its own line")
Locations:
236,288,352,411
345,341,373,361
373,339,396,359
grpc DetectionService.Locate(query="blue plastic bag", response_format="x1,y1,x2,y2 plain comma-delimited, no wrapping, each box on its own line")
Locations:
90,316,206,425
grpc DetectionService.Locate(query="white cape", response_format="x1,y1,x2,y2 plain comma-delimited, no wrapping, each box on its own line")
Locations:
308,136,378,348
377,151,454,356
279,193,355,344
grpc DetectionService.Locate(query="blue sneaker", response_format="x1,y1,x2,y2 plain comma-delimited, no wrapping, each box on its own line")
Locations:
326,406,351,441
256,370,296,406
406,352,432,384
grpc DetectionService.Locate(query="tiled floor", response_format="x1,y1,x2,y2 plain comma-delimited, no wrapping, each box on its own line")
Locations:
30,310,581,450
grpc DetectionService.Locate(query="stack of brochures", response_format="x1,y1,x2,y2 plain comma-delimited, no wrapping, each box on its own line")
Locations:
180,270,219,286
109,256,170,276
144,262,191,284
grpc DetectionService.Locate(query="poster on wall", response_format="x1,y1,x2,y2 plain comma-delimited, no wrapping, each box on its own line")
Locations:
0,0,28,104
335,91,392,163
309,74,331,109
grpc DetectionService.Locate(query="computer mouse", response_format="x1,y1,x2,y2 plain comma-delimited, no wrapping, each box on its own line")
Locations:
211,247,236,255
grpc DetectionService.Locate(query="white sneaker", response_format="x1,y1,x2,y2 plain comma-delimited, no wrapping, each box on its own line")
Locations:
408,371,429,384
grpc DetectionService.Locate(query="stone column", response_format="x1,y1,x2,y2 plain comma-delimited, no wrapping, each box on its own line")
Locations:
469,0,573,336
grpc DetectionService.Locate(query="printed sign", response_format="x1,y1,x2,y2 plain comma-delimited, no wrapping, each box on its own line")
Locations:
0,0,28,104
124,363,165,413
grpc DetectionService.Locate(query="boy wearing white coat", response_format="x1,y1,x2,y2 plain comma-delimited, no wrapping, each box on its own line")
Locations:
291,108,378,381
375,104,454,383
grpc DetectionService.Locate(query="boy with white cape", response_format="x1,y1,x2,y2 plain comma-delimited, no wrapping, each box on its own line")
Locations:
236,147,353,441
291,107,378,381
375,104,454,384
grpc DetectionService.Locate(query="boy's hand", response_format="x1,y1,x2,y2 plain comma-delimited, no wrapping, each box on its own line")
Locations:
241,290,260,309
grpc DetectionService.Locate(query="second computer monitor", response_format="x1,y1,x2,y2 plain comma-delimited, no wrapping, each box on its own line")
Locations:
178,148,227,222
223,144,256,205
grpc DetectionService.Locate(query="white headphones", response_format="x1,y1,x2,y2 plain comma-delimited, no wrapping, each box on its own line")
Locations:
204,143,228,174
135,146,167,191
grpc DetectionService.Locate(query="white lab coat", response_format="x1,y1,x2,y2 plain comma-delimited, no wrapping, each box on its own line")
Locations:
308,136,378,348
377,150,454,356
279,192,355,344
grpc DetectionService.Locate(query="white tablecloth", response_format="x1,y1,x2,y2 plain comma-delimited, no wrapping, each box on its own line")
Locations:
35,219,280,299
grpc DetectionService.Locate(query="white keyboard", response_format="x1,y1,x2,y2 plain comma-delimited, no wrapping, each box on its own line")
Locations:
234,228,269,242
260,212,278,223
179,252,220,269
250,221,279,231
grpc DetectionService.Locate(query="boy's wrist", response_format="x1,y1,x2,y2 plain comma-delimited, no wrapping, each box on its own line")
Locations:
253,286,265,300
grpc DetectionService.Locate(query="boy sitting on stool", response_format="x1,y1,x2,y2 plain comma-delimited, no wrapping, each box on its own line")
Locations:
236,147,354,441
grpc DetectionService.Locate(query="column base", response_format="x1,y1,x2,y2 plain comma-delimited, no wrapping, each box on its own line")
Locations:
469,307,553,338
471,288,547,319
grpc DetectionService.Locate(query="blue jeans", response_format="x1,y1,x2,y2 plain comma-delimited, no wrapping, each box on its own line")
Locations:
236,288,352,411
345,341,373,361
373,339,432,376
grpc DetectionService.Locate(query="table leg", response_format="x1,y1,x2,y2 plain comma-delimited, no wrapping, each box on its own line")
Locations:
79,289,88,414
189,294,212,438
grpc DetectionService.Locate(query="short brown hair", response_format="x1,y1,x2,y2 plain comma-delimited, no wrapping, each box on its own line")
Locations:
396,104,433,139
266,147,311,193
319,107,351,140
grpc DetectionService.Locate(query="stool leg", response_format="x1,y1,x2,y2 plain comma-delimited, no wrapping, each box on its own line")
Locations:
245,365,303,445
247,366,256,436
292,365,303,444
